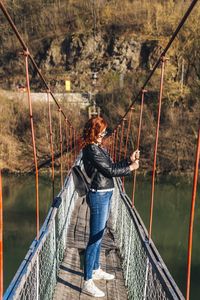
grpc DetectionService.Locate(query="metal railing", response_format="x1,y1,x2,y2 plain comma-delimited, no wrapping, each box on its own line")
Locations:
3,167,78,300
110,179,185,300
4,157,186,300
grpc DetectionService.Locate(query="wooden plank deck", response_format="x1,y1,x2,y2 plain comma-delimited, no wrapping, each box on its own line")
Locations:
53,197,128,300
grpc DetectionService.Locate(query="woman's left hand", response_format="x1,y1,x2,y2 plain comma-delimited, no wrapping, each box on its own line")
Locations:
130,149,140,162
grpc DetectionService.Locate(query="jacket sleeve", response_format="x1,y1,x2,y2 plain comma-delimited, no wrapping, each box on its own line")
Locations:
87,145,131,177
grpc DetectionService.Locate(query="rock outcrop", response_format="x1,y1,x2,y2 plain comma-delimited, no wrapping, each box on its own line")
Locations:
40,33,161,91
0,32,161,92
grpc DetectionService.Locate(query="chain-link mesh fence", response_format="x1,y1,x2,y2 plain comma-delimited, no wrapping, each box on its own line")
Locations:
110,179,185,300
4,161,185,300
3,171,79,300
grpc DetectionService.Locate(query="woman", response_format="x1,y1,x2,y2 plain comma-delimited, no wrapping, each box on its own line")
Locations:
82,116,139,297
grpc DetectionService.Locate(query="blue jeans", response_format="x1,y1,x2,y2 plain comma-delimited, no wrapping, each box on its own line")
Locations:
84,190,113,280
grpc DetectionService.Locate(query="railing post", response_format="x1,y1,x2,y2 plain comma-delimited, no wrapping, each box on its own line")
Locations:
119,119,126,161
143,256,150,299
108,135,112,156
107,136,111,155
65,119,69,172
112,130,116,160
0,170,3,300
132,90,147,207
59,108,63,188
115,125,121,162
149,57,166,240
124,107,134,158
186,127,200,300
70,126,73,168
73,128,76,160
53,215,57,273
111,135,113,155
47,90,55,200
36,256,39,300
120,204,124,249
125,223,132,286
123,106,134,189
24,49,39,239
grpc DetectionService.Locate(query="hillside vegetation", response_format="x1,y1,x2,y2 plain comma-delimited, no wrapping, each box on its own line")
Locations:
0,0,199,176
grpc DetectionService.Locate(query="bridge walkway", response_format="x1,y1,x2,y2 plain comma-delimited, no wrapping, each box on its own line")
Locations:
53,197,128,300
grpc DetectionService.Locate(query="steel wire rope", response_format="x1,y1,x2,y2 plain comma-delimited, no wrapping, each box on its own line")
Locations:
0,1,81,240
59,108,63,188
110,1,199,213
186,126,200,300
115,125,121,162
74,129,76,161
122,106,134,189
113,129,117,162
24,50,40,239
0,170,3,300
111,132,115,159
47,91,55,200
65,120,70,173
112,0,199,130
69,126,73,168
110,0,199,241
0,0,80,172
119,118,126,161
148,57,166,240
0,1,75,130
132,90,147,207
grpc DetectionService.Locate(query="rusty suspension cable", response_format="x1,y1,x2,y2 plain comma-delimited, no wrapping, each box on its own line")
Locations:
113,129,117,162
132,90,147,207
47,91,55,200
124,107,134,158
0,170,3,300
111,132,115,160
114,0,199,128
0,1,74,129
148,58,166,240
24,51,40,239
186,126,200,300
70,126,73,168
115,125,121,162
59,108,63,188
73,128,76,160
65,120,70,172
122,107,134,189
119,119,126,161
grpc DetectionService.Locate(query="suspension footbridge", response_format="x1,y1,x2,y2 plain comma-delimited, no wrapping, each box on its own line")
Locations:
0,1,200,300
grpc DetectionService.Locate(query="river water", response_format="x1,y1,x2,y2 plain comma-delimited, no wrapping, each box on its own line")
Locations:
2,174,200,299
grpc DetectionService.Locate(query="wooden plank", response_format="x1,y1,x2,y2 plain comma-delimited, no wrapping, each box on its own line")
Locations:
106,249,128,300
79,249,107,300
106,249,119,300
53,247,83,300
74,198,88,249
66,197,83,248
84,205,90,244
53,196,128,300
95,249,108,299
102,227,116,250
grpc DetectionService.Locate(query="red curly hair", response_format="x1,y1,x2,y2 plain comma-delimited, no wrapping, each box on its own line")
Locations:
83,116,107,145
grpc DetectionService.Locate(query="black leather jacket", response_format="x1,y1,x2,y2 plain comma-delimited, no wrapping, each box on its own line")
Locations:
82,143,131,190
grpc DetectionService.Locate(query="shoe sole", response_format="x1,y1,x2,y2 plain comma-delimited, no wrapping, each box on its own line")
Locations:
93,277,115,281
82,289,105,298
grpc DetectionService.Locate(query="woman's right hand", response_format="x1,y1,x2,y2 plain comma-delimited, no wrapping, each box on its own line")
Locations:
129,160,139,171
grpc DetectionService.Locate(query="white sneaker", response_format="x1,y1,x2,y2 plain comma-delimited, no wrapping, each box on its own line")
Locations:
93,268,115,280
82,279,105,297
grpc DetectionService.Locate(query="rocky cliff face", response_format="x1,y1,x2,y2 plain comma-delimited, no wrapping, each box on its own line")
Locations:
0,32,161,92
1,31,199,177
39,33,161,91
